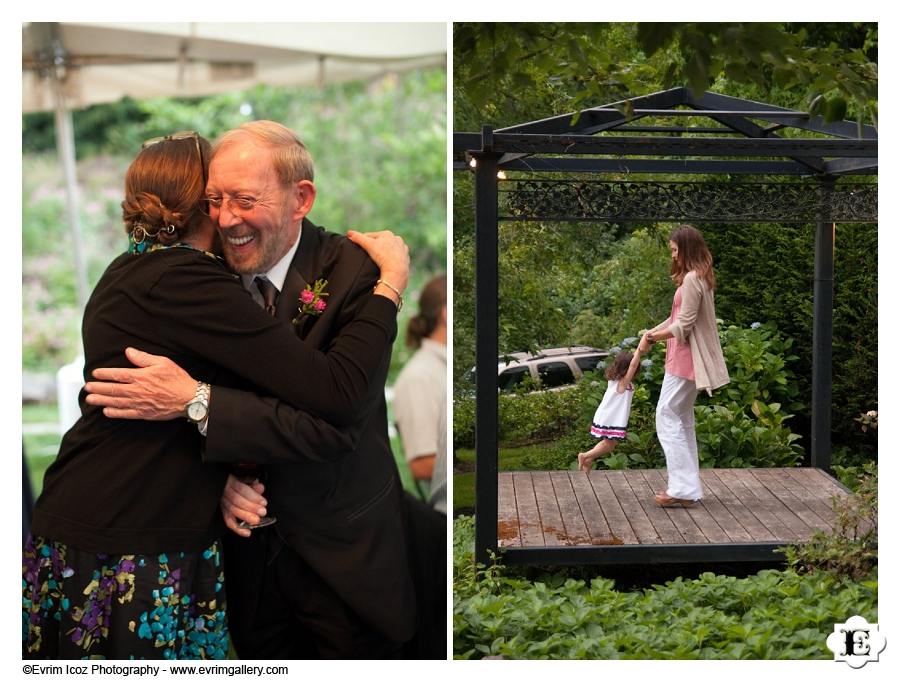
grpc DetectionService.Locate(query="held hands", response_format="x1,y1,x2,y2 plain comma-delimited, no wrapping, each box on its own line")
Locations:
84,347,196,420
637,331,653,354
221,474,269,538
346,230,410,294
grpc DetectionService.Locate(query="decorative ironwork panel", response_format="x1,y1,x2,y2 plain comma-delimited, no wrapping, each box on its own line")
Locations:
500,180,877,223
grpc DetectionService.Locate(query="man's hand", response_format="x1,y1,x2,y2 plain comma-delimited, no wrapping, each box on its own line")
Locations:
84,347,197,420
221,474,269,538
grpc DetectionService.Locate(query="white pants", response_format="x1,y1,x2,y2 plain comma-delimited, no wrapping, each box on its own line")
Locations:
656,372,703,500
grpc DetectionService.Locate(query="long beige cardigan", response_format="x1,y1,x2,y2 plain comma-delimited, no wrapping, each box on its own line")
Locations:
652,270,730,394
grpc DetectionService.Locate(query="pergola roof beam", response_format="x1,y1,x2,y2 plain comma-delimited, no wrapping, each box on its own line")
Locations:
615,125,743,134
701,113,826,173
496,87,688,135
691,91,876,140
585,108,812,117
493,157,850,175
473,133,877,158
823,158,880,175
678,97,828,174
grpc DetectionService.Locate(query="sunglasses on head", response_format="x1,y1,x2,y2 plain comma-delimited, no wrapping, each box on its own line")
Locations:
142,131,208,214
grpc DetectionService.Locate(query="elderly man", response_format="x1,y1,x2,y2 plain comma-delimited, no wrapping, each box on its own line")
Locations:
85,121,418,658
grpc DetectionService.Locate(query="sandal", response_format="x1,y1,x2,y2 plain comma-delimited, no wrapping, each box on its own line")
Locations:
654,491,696,508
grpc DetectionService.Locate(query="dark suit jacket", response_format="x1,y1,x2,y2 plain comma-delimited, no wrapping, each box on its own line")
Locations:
205,220,417,645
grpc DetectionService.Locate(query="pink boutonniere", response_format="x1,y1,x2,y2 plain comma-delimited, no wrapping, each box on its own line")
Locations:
292,279,329,327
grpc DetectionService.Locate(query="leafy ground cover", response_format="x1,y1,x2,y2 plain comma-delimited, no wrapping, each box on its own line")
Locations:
453,516,877,659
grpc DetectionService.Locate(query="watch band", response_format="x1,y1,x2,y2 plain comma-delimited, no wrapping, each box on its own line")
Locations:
185,381,211,423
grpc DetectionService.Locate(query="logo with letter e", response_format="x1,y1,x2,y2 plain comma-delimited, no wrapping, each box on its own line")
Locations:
826,616,886,668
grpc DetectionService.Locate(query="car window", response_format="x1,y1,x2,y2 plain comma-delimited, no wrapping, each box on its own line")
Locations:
498,366,530,392
575,355,604,373
537,361,575,388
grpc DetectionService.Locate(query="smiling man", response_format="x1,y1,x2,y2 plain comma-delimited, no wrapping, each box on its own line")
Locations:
85,121,419,658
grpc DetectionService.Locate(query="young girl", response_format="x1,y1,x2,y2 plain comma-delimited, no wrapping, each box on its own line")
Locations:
577,349,644,472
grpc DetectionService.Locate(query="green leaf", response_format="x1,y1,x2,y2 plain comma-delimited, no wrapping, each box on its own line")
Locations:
686,50,709,96
824,96,848,122
637,23,676,55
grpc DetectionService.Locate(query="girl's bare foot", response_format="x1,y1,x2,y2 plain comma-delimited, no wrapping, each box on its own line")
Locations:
577,452,593,472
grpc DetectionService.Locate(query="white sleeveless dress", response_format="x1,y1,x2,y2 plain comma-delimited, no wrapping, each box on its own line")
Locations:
589,379,634,441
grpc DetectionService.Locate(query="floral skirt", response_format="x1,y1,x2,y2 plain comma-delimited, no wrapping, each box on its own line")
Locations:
22,534,228,660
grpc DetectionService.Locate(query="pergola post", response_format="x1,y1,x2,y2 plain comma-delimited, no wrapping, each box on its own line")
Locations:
473,126,501,567
811,176,836,471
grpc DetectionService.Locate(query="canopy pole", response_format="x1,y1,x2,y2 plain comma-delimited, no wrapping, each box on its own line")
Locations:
51,59,90,312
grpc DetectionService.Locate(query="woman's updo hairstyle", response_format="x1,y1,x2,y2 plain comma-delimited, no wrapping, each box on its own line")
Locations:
122,135,212,248
405,274,446,349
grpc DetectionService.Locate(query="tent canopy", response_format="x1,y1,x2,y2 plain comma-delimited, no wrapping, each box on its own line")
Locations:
22,21,446,311
23,22,447,112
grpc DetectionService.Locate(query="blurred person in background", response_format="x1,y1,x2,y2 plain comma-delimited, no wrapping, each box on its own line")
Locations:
392,274,447,491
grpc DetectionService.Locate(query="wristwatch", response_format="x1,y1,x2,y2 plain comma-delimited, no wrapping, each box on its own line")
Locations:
185,381,211,423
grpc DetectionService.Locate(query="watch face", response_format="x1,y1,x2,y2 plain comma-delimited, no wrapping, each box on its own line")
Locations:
187,402,207,421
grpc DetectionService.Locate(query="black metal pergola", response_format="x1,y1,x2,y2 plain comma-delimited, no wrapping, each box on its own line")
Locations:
453,87,877,566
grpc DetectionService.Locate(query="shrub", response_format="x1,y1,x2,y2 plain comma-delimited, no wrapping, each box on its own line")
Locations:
716,323,804,413
694,401,804,469
452,391,476,449
704,222,877,461
781,463,877,580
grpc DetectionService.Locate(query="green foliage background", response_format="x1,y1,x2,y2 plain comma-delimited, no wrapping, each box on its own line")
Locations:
23,69,447,379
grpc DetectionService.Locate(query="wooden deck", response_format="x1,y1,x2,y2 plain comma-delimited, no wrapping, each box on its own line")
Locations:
496,468,850,564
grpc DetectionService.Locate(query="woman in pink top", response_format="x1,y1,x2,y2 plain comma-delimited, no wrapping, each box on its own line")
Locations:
638,225,729,507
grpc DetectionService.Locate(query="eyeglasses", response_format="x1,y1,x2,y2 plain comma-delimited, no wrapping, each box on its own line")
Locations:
142,130,208,214
205,193,263,215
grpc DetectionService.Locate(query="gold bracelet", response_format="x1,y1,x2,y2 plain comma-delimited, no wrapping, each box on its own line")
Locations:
375,279,403,311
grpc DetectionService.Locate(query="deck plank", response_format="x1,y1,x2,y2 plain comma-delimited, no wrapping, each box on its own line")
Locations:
549,472,593,546
512,472,546,547
694,471,755,542
751,469,832,531
713,469,797,540
532,472,568,546
734,468,818,538
585,472,639,545
784,468,847,513
568,472,620,544
605,470,664,544
792,468,850,497
771,468,838,528
497,473,521,548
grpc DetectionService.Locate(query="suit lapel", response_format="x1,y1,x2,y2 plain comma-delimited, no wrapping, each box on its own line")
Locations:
276,219,321,327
